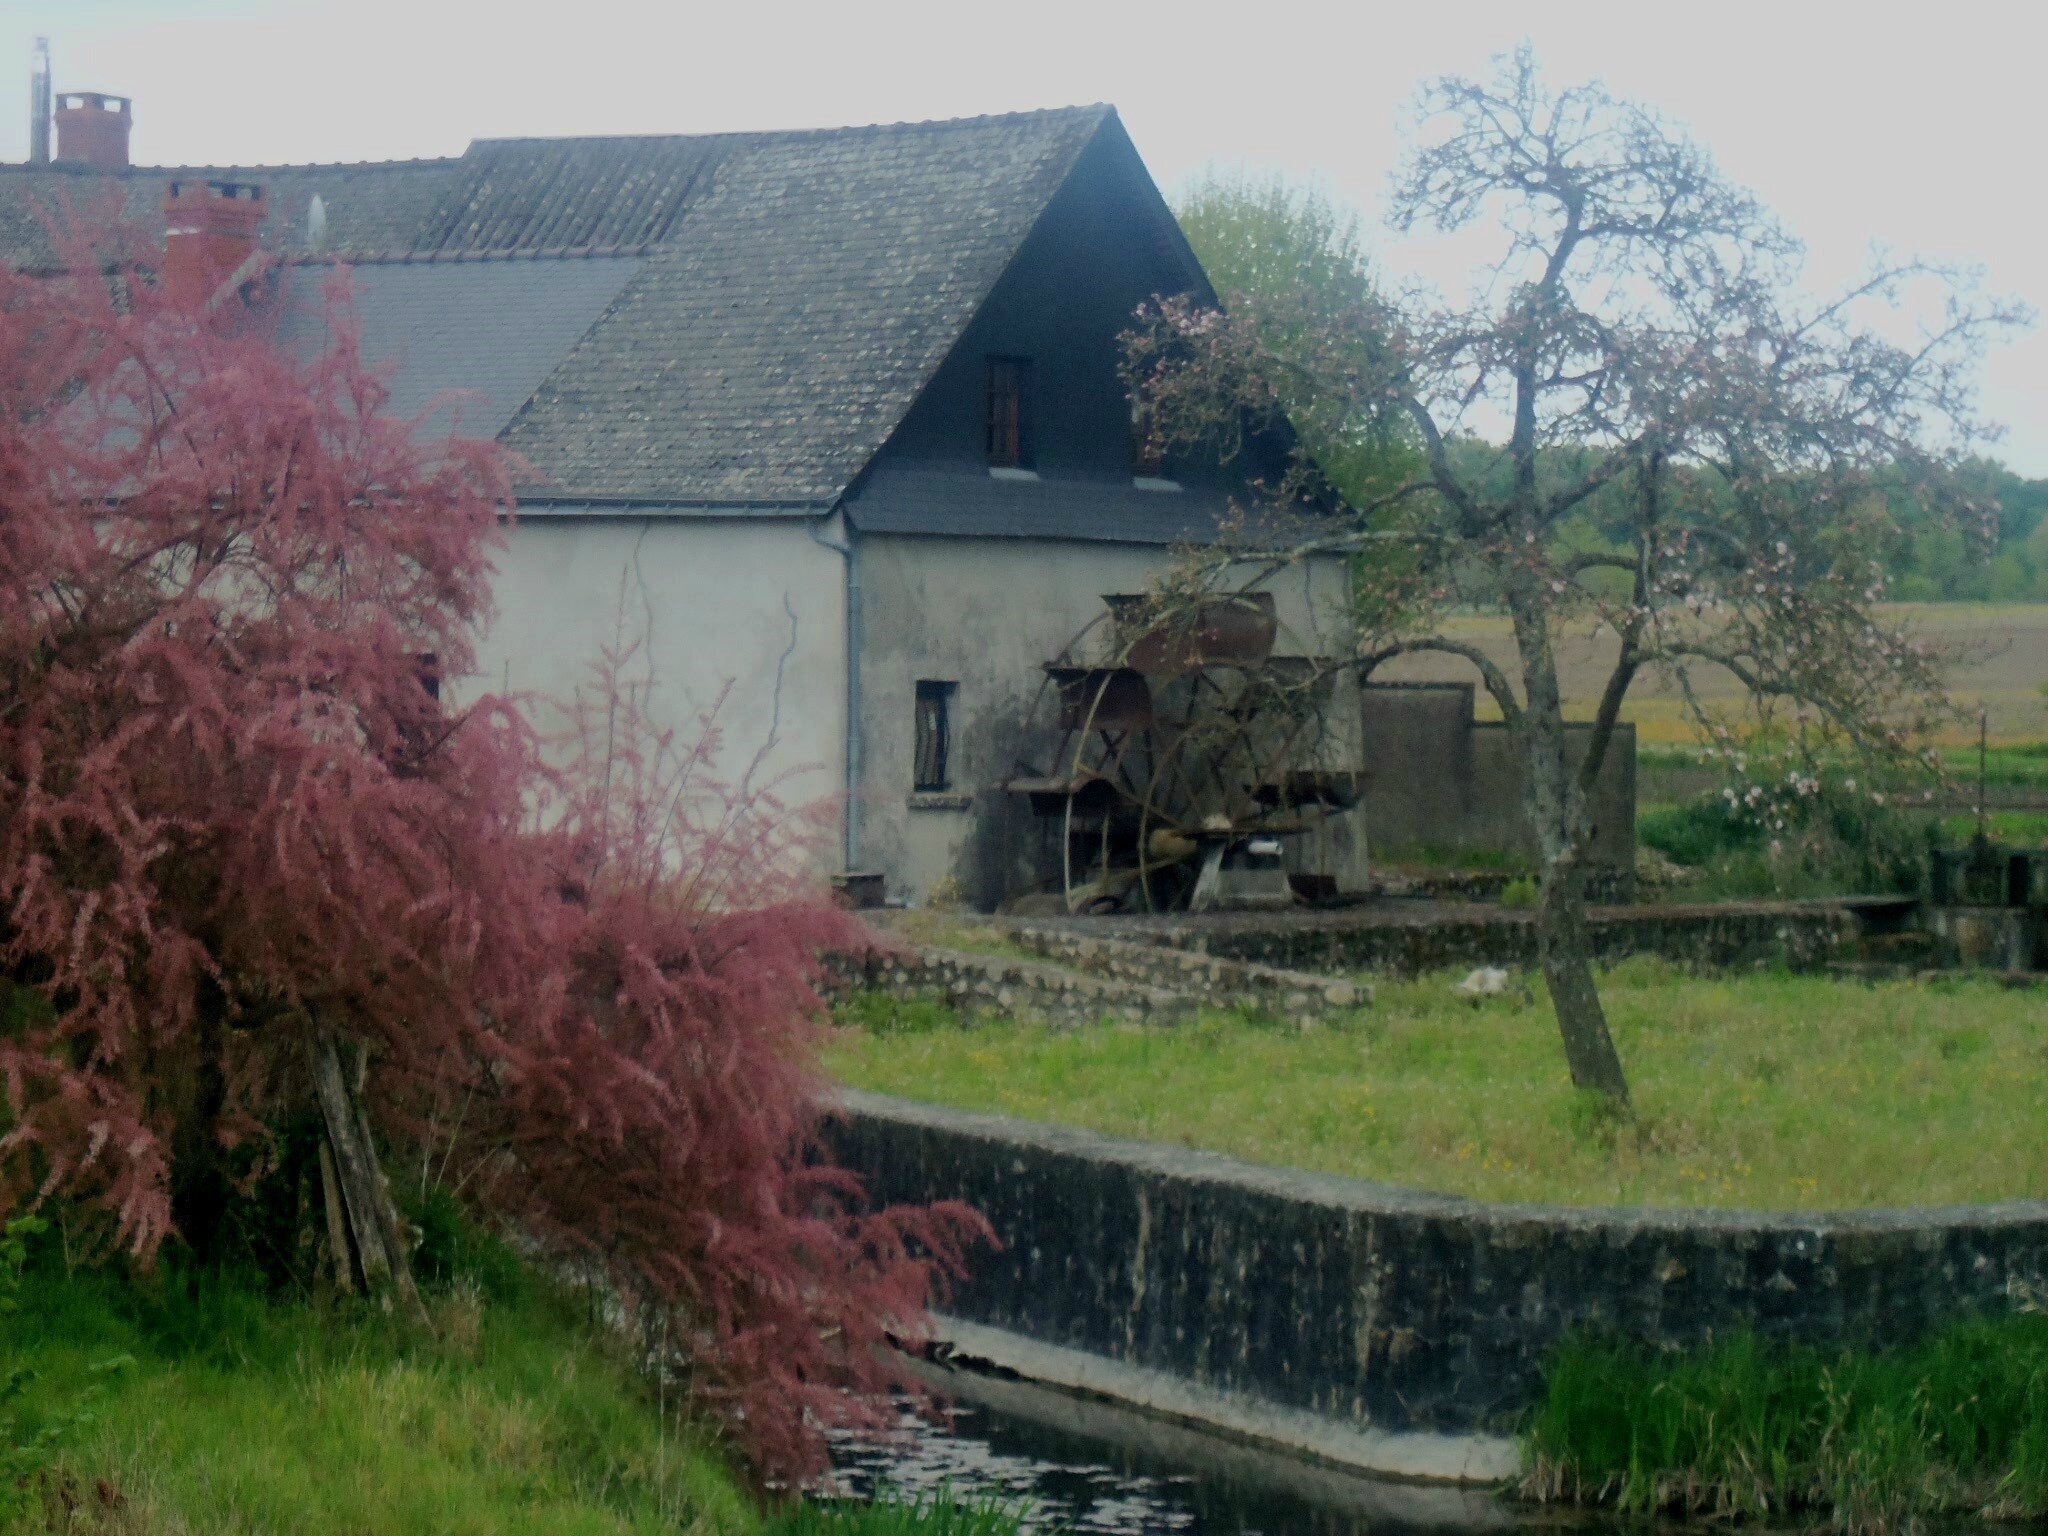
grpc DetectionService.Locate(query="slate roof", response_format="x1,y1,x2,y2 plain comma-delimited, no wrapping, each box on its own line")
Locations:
274,256,647,439
0,107,1123,509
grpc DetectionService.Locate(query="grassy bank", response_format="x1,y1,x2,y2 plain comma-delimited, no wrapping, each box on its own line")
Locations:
1525,1315,2048,1530
826,962,2048,1210
0,1232,1015,1536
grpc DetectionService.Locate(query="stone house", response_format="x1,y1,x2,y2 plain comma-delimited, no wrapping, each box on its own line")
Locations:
4,95,1367,909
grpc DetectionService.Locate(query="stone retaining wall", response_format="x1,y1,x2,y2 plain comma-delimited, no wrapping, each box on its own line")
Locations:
1091,900,1858,978
1003,927,1367,1019
828,1090,2048,1440
825,946,1188,1030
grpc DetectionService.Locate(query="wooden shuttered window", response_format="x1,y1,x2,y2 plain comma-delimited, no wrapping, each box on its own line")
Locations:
985,356,1029,468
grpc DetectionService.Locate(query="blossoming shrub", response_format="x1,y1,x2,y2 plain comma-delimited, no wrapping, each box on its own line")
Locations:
0,221,983,1479
1639,747,1932,897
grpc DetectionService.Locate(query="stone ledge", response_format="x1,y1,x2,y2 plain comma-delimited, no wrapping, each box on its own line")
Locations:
826,1088,2048,1439
922,1315,1520,1487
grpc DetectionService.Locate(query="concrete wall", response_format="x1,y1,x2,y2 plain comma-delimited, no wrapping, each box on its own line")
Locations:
469,514,847,840
829,1090,2048,1438
853,536,1363,907
1360,683,1635,870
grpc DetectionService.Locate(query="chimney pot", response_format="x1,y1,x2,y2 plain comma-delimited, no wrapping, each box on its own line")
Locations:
163,179,268,304
29,39,52,166
54,90,132,170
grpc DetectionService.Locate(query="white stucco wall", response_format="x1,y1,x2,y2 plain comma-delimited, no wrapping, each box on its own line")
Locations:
854,534,1363,908
467,515,847,848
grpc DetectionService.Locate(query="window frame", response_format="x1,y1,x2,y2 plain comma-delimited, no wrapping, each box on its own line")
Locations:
985,356,1031,469
913,679,957,793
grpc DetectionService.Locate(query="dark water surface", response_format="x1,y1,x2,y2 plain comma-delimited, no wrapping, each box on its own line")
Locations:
828,1367,1546,1535
828,1363,2032,1536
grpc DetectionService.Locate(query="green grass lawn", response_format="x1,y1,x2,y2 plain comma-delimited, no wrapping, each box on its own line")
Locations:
826,961,2048,1211
0,1243,1020,1536
4,1266,754,1535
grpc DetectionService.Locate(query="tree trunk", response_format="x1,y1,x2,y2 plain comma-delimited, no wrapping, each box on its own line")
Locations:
1504,565,1634,1113
305,1019,426,1323
1535,861,1632,1109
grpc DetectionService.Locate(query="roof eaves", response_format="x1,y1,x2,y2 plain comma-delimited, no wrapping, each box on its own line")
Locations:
514,493,838,518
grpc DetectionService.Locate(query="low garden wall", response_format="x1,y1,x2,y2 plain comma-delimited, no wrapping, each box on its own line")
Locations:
829,1090,2048,1445
828,929,1368,1027
1092,899,1859,978
824,946,1189,1031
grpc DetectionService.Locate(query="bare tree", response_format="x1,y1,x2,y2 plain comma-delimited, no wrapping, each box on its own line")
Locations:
1129,46,2027,1108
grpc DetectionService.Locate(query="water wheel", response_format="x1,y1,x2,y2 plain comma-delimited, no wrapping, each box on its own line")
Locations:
1002,593,1359,913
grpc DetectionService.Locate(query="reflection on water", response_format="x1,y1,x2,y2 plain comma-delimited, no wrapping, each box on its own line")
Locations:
828,1369,1521,1535
830,1367,2028,1536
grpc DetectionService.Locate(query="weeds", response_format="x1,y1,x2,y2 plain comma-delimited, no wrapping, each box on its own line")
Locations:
1524,1315,2048,1530
769,1490,1027,1535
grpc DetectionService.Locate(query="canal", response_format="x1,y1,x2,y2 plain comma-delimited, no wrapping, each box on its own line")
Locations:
830,1362,1534,1535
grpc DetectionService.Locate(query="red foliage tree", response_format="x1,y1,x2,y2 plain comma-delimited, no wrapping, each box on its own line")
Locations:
0,219,983,1479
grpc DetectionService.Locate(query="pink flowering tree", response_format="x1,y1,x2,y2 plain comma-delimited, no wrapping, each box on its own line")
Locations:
0,218,983,1478
1127,47,2025,1108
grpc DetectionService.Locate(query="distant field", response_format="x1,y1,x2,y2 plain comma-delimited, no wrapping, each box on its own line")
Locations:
1370,603,2048,746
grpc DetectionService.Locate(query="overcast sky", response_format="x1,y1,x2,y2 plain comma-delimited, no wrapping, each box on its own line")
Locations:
7,0,2045,473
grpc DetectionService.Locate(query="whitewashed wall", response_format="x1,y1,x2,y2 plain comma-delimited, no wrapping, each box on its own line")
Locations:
467,514,848,846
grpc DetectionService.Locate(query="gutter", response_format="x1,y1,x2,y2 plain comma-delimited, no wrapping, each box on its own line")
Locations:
809,510,862,873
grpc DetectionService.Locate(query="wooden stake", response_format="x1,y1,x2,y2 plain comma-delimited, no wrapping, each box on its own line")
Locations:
306,1019,426,1324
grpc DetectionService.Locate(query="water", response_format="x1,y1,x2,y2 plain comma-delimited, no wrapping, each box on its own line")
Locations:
828,1366,1531,1535
829,1363,2026,1536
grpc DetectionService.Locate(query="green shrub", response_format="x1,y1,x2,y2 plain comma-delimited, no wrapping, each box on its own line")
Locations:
834,992,964,1036
1637,798,1754,868
1526,1315,2048,1529
1639,766,1932,898
1498,876,1539,910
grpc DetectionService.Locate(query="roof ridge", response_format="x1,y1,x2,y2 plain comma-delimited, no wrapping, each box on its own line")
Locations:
0,156,462,176
470,104,1114,151
290,246,653,266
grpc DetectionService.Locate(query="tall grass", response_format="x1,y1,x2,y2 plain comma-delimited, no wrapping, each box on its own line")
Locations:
771,1492,1028,1535
1525,1315,2048,1530
0,1227,1025,1535
4,1258,756,1535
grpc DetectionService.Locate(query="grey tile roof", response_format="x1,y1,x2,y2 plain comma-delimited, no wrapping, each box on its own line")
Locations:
275,256,645,439
495,111,1113,503
0,157,463,268
0,107,1119,507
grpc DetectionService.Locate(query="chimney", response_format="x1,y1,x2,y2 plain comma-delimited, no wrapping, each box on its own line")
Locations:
163,179,267,305
54,91,131,170
29,39,51,165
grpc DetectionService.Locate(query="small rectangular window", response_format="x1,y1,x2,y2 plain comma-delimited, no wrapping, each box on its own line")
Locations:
986,356,1030,468
914,680,955,792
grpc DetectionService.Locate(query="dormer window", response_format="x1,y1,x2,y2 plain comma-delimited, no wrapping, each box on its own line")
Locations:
986,356,1030,468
